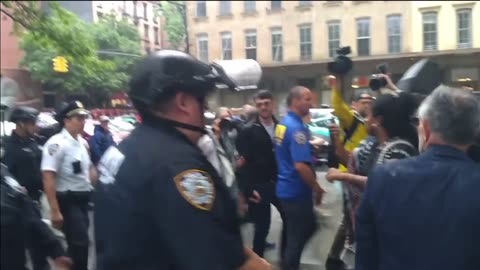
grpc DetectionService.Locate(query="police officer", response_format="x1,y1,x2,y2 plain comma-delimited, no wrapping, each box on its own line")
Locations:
94,50,271,270
2,106,51,270
1,163,72,270
41,101,96,270
275,86,325,270
3,106,43,201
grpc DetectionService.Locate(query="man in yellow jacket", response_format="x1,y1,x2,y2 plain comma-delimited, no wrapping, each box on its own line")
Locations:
331,77,373,170
326,76,373,270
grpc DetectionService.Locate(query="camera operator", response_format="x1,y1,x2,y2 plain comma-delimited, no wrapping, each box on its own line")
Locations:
215,107,244,165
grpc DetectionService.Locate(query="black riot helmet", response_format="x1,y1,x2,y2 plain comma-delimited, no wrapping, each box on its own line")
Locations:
129,50,239,134
129,50,238,112
9,106,40,124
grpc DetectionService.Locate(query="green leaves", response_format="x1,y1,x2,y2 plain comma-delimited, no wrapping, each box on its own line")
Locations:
158,1,186,50
12,1,143,106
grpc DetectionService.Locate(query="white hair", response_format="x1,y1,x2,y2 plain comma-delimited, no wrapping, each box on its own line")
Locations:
418,85,480,145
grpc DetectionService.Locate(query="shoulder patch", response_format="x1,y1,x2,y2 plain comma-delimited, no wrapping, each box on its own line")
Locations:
294,131,307,145
174,169,216,211
275,124,287,145
48,143,59,155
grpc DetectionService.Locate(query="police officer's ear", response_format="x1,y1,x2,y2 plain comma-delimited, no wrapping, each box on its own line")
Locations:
173,92,202,115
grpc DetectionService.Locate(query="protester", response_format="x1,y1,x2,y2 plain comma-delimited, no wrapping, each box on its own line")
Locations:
356,85,480,270
236,90,287,259
90,115,116,165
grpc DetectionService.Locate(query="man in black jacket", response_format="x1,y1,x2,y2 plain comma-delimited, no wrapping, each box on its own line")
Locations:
236,90,287,259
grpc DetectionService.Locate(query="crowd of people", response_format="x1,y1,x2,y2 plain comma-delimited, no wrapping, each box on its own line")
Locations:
1,49,479,270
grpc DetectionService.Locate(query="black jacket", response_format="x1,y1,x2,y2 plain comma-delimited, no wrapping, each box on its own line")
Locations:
235,116,278,198
2,132,43,201
1,164,65,270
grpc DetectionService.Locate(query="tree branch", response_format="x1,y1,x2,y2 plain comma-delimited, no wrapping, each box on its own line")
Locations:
0,7,29,29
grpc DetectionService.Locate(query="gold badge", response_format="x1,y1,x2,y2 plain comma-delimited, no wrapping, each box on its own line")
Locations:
275,124,287,145
174,169,216,211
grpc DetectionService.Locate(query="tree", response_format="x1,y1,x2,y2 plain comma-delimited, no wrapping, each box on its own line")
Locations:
10,2,142,107
18,2,118,96
156,1,186,50
92,13,142,76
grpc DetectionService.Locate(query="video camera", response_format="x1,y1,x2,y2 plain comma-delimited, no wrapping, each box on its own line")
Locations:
219,117,243,132
327,46,353,75
369,63,389,91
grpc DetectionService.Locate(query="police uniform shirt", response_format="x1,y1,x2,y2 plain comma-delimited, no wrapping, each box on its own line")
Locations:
41,128,92,192
2,132,43,199
275,111,314,200
94,119,245,270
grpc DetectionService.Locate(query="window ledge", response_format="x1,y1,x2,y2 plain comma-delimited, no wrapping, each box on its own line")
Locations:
353,1,370,5
419,6,441,12
295,4,313,11
242,11,259,17
217,14,234,19
452,2,476,9
194,16,209,22
323,1,343,7
266,8,285,14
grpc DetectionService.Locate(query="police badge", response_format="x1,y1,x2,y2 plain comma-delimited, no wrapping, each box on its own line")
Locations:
174,170,216,211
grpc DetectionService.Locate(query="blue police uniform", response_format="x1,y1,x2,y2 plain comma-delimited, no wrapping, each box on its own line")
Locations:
94,117,245,270
356,145,480,270
275,111,318,270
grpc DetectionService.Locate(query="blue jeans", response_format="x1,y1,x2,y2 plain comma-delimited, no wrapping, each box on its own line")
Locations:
280,198,318,270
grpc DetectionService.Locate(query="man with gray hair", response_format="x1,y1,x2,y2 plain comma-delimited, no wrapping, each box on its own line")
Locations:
355,85,480,270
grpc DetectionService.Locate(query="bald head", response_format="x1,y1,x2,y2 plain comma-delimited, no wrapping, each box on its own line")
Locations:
287,86,312,117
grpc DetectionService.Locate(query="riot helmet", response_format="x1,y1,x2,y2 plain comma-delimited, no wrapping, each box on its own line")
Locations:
9,106,39,124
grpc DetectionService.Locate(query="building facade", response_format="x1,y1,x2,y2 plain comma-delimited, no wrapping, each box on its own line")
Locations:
1,3,43,109
186,1,480,112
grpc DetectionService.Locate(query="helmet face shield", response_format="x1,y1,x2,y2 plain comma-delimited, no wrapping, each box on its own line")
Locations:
211,60,263,91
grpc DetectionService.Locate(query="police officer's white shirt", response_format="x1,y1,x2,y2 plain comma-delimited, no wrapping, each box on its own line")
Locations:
41,128,93,192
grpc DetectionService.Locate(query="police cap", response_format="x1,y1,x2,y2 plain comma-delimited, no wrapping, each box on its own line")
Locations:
129,50,237,109
55,101,89,122
9,106,39,123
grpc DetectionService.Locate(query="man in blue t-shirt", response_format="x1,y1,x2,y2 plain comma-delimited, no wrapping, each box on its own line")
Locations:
275,86,325,270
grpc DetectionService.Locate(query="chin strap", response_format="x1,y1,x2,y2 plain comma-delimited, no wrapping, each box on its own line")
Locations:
143,114,207,135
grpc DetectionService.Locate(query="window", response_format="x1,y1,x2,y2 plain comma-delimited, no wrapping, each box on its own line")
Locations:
299,24,312,61
457,9,472,49
219,1,231,16
154,26,159,45
328,21,340,58
245,30,257,60
197,1,207,17
299,0,312,6
221,32,232,60
271,1,282,10
145,47,151,55
197,34,209,62
144,24,149,40
387,15,402,53
143,2,148,19
97,11,104,20
356,18,370,56
244,1,256,13
422,12,437,51
271,27,283,62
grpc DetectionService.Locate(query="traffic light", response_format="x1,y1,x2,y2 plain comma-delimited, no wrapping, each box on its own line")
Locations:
52,56,69,73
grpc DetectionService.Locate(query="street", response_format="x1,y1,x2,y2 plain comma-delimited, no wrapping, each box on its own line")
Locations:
37,167,342,270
